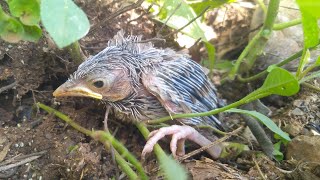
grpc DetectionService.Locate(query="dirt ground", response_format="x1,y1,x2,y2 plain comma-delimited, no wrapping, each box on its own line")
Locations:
1,1,320,180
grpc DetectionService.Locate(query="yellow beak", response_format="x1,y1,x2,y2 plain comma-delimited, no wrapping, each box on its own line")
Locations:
53,82,103,100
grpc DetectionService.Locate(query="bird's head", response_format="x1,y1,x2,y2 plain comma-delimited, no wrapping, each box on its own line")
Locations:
53,56,134,102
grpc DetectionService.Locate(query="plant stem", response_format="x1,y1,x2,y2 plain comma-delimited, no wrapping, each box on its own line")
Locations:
255,0,267,14
92,131,148,180
114,151,139,180
229,0,280,80
237,49,303,82
135,123,168,159
36,103,145,180
146,90,268,124
228,29,261,80
67,41,85,65
273,18,301,30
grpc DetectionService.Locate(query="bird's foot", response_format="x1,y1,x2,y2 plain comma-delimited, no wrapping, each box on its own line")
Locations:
142,125,222,159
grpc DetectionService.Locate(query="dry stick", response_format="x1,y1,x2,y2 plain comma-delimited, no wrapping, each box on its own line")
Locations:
163,6,211,38
0,82,17,94
91,0,144,32
136,38,166,44
253,157,267,180
302,82,320,92
178,126,244,161
0,151,46,171
156,3,182,37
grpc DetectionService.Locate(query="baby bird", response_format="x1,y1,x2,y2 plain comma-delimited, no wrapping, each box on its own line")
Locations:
53,30,224,159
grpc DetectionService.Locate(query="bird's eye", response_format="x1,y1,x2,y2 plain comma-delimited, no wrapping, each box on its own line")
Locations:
93,80,104,88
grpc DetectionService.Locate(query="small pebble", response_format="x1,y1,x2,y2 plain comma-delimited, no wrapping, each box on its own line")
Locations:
293,100,304,107
19,142,24,147
291,108,304,116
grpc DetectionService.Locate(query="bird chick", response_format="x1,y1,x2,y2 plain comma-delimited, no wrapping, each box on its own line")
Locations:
53,30,224,159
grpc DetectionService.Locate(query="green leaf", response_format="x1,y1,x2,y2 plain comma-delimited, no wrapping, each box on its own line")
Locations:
189,0,235,16
40,0,90,48
260,67,299,96
158,7,168,20
22,25,42,42
296,0,320,48
159,155,188,180
0,17,24,43
296,0,320,18
212,60,233,70
226,108,291,141
273,141,284,161
8,0,40,26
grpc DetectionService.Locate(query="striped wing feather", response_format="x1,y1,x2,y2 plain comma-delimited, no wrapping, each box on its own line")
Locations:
142,57,224,130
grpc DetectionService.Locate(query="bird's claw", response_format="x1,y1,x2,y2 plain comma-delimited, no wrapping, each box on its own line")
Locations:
141,125,203,159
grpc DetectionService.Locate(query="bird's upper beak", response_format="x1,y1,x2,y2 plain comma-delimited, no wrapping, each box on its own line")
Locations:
53,82,103,100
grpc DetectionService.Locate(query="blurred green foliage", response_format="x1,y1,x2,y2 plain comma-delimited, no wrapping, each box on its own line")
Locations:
0,0,89,48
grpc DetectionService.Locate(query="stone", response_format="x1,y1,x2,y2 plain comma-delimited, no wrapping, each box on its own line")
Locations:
286,135,320,163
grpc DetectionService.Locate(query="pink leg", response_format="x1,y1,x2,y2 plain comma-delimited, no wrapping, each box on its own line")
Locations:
142,125,222,159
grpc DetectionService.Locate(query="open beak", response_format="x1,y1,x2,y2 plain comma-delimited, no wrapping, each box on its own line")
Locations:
53,82,103,100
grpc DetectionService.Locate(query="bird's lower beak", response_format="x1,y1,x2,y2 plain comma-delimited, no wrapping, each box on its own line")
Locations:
53,83,103,100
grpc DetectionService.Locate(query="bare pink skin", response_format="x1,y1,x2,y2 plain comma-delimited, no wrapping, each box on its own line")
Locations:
142,125,222,159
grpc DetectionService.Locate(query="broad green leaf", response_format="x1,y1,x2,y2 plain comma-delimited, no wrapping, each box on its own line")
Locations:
296,0,320,18
22,25,42,42
296,49,310,78
0,17,24,43
260,67,299,96
226,108,291,141
41,0,90,48
8,0,40,26
296,0,320,48
159,155,188,180
189,0,235,16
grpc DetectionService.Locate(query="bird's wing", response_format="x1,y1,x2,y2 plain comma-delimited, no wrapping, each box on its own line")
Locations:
141,57,224,130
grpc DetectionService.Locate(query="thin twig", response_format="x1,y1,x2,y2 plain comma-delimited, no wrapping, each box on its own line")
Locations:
0,151,46,171
136,38,166,44
163,6,211,38
253,157,267,180
128,3,154,24
178,126,244,161
0,82,17,94
157,3,182,37
91,0,144,32
302,82,320,92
